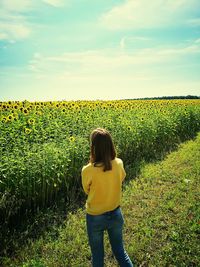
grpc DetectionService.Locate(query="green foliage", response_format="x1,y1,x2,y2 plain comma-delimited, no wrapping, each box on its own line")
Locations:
2,131,200,267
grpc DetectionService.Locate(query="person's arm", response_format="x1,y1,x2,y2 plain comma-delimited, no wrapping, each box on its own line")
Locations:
121,160,126,182
81,166,92,195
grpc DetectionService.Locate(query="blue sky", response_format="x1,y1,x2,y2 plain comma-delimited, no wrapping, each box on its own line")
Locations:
0,0,200,101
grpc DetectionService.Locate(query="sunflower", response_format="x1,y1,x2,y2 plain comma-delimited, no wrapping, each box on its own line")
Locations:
68,136,75,142
24,128,32,134
1,116,8,123
23,108,29,115
13,105,18,110
7,114,14,121
12,112,18,118
28,118,36,125
35,111,42,116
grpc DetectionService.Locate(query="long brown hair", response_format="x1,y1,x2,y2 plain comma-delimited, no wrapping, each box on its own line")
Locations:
90,128,116,171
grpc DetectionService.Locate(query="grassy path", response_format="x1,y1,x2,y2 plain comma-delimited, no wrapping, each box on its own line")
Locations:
5,133,200,267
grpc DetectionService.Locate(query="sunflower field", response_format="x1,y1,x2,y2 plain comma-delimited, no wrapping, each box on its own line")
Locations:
0,99,200,228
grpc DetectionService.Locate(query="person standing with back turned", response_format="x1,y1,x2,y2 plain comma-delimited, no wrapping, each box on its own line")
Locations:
81,128,133,267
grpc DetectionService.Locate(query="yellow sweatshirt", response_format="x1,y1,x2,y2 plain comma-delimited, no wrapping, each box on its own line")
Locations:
81,157,126,215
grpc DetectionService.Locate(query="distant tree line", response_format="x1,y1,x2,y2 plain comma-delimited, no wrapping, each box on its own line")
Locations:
131,95,200,100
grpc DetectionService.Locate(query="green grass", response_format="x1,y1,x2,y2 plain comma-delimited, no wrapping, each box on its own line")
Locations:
3,132,200,267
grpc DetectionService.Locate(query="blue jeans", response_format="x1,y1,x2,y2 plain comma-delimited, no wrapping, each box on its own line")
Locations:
86,207,133,267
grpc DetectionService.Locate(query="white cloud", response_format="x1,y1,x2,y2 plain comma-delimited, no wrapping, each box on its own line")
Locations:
42,0,65,7
120,38,125,49
0,32,8,40
120,36,151,49
187,18,200,26
29,39,200,76
0,21,30,40
2,39,200,101
0,0,68,41
33,52,42,59
0,1,32,41
100,0,200,30
0,0,32,12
